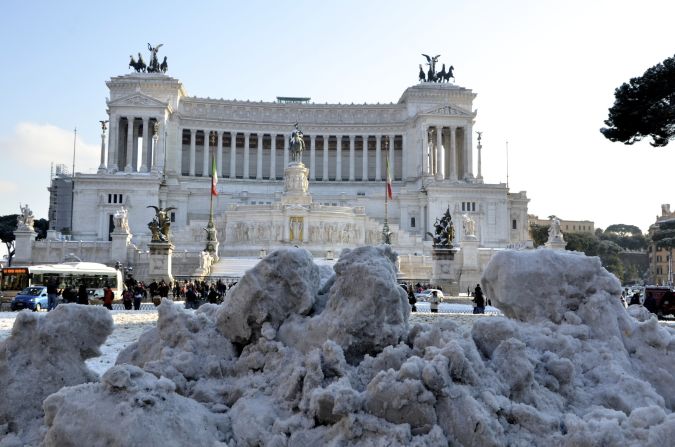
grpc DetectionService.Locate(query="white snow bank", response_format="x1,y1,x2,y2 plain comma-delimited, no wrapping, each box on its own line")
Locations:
0,304,112,446
1,246,674,445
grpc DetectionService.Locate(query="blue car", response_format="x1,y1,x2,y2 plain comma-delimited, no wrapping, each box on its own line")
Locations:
10,286,49,311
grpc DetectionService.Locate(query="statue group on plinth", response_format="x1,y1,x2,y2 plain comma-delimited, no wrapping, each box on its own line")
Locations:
289,123,305,164
17,204,35,231
427,207,455,248
147,205,176,243
547,216,565,245
113,207,130,233
129,43,168,73
419,53,454,83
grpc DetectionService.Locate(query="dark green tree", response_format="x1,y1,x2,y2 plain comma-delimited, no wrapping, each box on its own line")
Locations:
601,53,675,147
600,224,647,251
0,214,18,266
34,218,49,240
652,218,675,249
529,223,549,247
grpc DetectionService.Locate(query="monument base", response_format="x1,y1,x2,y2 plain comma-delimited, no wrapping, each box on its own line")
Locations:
431,247,459,296
282,163,312,206
148,241,175,284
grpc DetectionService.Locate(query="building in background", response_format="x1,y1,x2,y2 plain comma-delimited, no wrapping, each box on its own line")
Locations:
648,204,674,286
528,215,595,234
47,164,73,235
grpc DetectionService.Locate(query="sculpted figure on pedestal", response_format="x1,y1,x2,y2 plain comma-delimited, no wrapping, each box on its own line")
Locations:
289,123,305,164
113,207,130,233
147,205,176,242
17,204,35,230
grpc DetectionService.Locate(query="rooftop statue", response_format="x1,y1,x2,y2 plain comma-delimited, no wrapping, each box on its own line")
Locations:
147,205,176,243
128,44,166,73
426,207,455,248
289,123,305,164
419,53,454,83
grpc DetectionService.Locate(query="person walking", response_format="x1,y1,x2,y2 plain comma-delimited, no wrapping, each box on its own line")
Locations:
77,284,89,305
103,284,114,310
46,278,60,311
473,284,485,314
133,285,146,310
430,290,440,313
407,285,417,312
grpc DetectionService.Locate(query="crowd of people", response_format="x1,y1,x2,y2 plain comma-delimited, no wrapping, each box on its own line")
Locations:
44,276,238,312
400,282,487,314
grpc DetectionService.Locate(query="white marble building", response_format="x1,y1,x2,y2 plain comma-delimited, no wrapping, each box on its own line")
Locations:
58,71,530,279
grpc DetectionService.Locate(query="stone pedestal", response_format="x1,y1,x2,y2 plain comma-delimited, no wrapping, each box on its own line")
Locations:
111,230,132,265
545,240,566,251
148,242,174,284
281,162,312,206
431,247,459,296
459,237,481,294
13,228,36,264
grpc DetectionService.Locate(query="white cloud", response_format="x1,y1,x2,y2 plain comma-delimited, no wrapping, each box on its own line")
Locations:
3,122,99,171
0,123,100,219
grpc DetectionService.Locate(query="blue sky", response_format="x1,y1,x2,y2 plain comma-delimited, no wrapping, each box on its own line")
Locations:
2,0,675,238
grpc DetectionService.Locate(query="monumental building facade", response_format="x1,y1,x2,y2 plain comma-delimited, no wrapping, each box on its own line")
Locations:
40,69,531,282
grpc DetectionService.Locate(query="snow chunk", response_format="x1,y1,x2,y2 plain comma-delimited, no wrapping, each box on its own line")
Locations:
0,304,112,445
42,364,229,446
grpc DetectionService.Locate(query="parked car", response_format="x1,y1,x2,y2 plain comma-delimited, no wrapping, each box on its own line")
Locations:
87,288,105,305
643,286,675,319
10,286,49,311
414,289,445,302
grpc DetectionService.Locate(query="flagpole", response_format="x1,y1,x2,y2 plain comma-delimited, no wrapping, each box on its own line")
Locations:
382,138,391,245
205,133,218,258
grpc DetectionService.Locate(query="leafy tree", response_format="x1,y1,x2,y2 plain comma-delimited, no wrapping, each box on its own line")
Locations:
34,218,49,240
0,214,18,266
601,53,675,147
565,232,625,280
652,218,675,249
600,224,647,251
529,223,549,247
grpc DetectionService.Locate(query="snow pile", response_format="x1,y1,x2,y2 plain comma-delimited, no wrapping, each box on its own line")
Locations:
0,305,112,446
41,364,229,446
1,246,674,445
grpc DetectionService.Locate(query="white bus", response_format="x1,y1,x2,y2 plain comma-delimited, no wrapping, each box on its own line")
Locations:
0,262,123,301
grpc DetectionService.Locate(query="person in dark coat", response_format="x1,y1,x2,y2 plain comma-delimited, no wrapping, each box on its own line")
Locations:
407,286,417,312
77,284,89,305
473,284,485,314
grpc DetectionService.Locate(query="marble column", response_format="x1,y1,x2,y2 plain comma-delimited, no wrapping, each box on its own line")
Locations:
322,135,329,181
362,135,368,181
140,117,150,172
98,125,107,173
464,124,473,178
107,116,118,172
349,135,355,181
243,133,250,179
310,135,316,180
375,134,382,180
421,126,429,175
435,126,444,180
230,132,237,179
153,119,164,173
388,135,395,182
450,126,457,181
270,134,277,180
132,120,139,172
336,136,342,181
125,117,134,173
216,131,223,177
202,130,211,177
256,133,263,180
283,135,289,168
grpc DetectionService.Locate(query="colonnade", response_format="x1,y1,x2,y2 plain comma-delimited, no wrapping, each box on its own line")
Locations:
423,125,472,180
105,116,164,173
179,130,402,182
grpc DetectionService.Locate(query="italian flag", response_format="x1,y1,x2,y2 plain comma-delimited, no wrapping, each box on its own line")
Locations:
211,157,218,196
386,156,393,200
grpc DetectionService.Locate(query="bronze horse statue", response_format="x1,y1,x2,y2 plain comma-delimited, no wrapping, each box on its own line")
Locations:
129,53,147,72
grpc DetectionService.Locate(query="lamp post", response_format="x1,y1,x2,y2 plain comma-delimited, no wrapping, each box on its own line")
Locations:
205,132,219,258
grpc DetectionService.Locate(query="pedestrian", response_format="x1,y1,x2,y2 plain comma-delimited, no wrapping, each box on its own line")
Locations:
77,284,89,305
408,286,417,312
133,285,145,310
46,278,60,311
103,284,114,310
122,288,133,310
185,285,198,309
430,290,440,313
207,285,219,304
629,292,641,306
473,284,485,314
